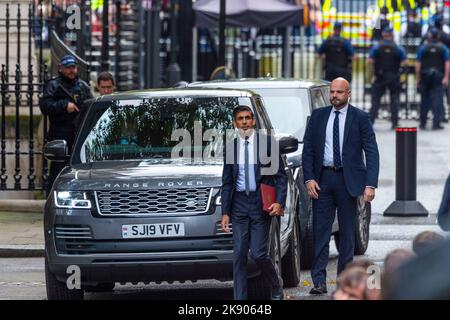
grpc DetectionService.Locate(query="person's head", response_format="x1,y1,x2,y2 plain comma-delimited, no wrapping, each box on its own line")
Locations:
343,259,382,300
232,105,256,138
97,71,115,95
412,230,444,255
428,27,440,42
333,266,368,300
333,22,342,35
382,27,394,41
381,248,415,297
380,6,389,16
407,9,417,19
346,259,376,270
330,77,351,109
58,54,78,80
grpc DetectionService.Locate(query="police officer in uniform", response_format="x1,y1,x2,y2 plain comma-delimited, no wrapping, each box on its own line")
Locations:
317,22,354,82
40,55,93,194
372,6,390,42
368,28,407,129
416,28,450,130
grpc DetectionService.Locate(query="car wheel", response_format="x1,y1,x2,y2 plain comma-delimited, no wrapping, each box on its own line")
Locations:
281,215,301,287
334,196,371,255
83,282,115,293
45,255,84,300
248,217,281,300
300,202,314,270
354,196,371,255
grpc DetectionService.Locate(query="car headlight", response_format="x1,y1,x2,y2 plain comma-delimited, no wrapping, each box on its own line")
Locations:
54,191,92,209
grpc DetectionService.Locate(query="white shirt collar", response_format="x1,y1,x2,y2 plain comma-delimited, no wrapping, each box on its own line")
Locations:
238,130,255,144
333,104,349,115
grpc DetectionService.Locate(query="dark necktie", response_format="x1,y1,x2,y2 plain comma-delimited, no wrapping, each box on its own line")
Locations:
333,111,342,168
244,139,250,196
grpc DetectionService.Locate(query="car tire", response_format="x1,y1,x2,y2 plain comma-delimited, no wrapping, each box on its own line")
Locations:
334,196,371,256
300,202,314,270
83,282,115,293
281,216,301,287
354,196,371,255
45,256,84,300
248,217,281,300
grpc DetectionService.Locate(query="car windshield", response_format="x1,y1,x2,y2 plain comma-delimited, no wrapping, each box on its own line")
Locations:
74,96,251,164
252,88,310,142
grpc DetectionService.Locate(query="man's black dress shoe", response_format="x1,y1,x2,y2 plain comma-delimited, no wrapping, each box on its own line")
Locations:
309,284,328,295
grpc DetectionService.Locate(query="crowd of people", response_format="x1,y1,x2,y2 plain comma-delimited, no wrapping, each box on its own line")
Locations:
318,8,450,131
333,229,447,300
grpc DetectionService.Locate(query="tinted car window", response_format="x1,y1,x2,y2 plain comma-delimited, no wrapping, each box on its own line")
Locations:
320,86,330,103
252,88,309,142
74,96,254,164
310,88,328,109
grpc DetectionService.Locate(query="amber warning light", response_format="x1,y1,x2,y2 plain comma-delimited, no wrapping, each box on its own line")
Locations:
395,127,417,133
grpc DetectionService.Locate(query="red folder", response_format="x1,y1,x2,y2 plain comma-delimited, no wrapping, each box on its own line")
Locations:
261,183,276,214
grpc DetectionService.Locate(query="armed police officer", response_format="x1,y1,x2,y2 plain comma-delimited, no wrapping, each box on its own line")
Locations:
416,28,450,130
40,55,93,194
368,27,407,129
317,22,354,83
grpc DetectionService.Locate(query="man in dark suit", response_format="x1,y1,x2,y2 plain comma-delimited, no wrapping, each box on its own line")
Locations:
302,78,380,295
221,105,287,300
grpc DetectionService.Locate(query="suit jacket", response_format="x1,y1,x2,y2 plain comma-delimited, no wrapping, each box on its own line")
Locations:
221,133,288,215
302,105,379,197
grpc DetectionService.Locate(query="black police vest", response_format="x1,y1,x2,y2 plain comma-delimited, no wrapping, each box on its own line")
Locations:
421,43,445,72
375,42,401,74
324,36,350,69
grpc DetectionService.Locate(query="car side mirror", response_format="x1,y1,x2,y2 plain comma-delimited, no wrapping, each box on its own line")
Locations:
44,140,69,162
279,136,299,154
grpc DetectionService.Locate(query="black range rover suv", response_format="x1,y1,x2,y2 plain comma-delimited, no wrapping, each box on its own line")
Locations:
43,88,301,299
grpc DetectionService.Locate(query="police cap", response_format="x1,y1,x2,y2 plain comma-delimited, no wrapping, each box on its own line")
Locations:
59,55,77,67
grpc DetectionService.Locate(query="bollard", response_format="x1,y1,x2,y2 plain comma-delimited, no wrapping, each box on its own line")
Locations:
384,127,428,216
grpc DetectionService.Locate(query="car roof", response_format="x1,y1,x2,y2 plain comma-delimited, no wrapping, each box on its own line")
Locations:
97,87,258,102
188,78,330,89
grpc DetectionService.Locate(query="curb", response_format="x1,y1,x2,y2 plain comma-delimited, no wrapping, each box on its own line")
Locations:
0,245,44,258
0,200,45,213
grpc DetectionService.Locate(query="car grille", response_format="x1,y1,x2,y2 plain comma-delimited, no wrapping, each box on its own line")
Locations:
95,188,213,216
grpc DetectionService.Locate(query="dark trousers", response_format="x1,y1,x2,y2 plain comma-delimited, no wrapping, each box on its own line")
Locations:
420,72,444,127
311,168,357,286
370,75,401,126
231,191,280,300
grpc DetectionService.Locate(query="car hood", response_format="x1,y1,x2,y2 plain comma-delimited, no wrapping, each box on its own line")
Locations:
54,160,223,191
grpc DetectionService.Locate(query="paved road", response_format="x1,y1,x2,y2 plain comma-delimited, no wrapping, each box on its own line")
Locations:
1,212,446,300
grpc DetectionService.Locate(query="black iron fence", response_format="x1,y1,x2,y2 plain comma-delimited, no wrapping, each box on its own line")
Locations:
0,2,49,191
